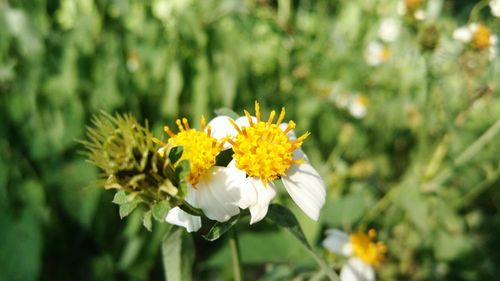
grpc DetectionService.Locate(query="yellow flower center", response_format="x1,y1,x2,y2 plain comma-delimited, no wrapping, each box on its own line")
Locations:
472,24,492,50
162,117,224,186
228,102,309,185
350,229,387,266
381,47,390,62
405,0,423,11
356,94,369,106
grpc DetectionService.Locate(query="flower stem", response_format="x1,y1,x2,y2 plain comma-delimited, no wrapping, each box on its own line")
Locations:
229,227,244,281
469,0,489,22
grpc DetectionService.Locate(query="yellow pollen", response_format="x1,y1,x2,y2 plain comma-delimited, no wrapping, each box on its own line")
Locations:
472,24,493,50
350,229,387,266
405,0,423,11
229,102,309,185
357,95,369,107
381,47,390,62
162,116,224,186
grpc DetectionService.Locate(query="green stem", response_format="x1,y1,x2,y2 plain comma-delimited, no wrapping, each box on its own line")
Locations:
454,168,499,209
422,119,500,192
358,184,402,225
469,0,489,23
229,227,244,281
302,246,341,281
179,200,205,217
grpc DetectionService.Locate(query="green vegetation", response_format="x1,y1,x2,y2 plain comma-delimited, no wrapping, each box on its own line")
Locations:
0,0,499,280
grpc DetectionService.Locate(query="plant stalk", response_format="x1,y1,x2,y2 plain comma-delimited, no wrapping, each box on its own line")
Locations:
229,227,244,281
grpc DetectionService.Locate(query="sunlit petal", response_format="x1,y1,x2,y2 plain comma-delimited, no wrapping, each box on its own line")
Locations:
166,207,202,233
340,258,375,281
282,163,326,221
322,229,353,256
247,178,277,224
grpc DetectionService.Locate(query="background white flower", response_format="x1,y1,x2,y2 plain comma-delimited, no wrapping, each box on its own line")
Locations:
364,41,390,66
323,229,387,281
490,0,500,17
378,18,401,43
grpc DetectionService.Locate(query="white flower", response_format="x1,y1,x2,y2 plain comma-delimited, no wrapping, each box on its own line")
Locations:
453,26,472,43
378,18,401,43
490,0,500,17
364,41,390,66
453,23,498,60
348,94,369,119
323,229,387,281
160,116,245,232
210,102,327,224
414,9,426,21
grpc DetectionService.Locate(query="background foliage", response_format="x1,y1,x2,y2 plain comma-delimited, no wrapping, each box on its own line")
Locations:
1,0,499,280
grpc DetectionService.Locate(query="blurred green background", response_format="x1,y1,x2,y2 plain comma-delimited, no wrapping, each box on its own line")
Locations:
1,0,499,280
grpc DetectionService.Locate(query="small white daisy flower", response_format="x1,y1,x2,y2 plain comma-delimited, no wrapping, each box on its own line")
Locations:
323,229,387,281
211,102,327,224
364,41,390,66
348,94,369,119
414,9,426,21
378,18,401,43
490,0,500,17
453,23,498,59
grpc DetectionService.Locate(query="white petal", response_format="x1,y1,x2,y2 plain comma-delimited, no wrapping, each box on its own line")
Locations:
235,115,258,128
340,258,375,281
166,207,202,233
207,116,238,150
322,229,353,256
378,18,400,43
247,178,277,224
195,167,241,222
453,27,472,42
491,0,500,17
225,162,258,209
282,163,326,221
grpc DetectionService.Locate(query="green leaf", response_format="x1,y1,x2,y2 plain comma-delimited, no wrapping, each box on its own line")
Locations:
176,160,190,179
152,200,171,222
266,204,341,281
266,204,310,248
398,186,429,233
175,160,190,198
214,107,239,120
162,227,194,281
143,210,152,231
112,190,128,205
433,230,472,261
0,210,42,281
202,214,240,241
168,146,183,164
119,199,140,219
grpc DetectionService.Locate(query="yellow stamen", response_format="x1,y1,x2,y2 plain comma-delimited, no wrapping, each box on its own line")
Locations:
201,115,206,129
255,101,261,122
176,119,184,131
244,110,253,125
231,102,309,184
182,118,190,130
472,24,493,50
276,107,286,124
164,126,175,138
159,117,224,186
267,110,276,126
350,229,387,266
